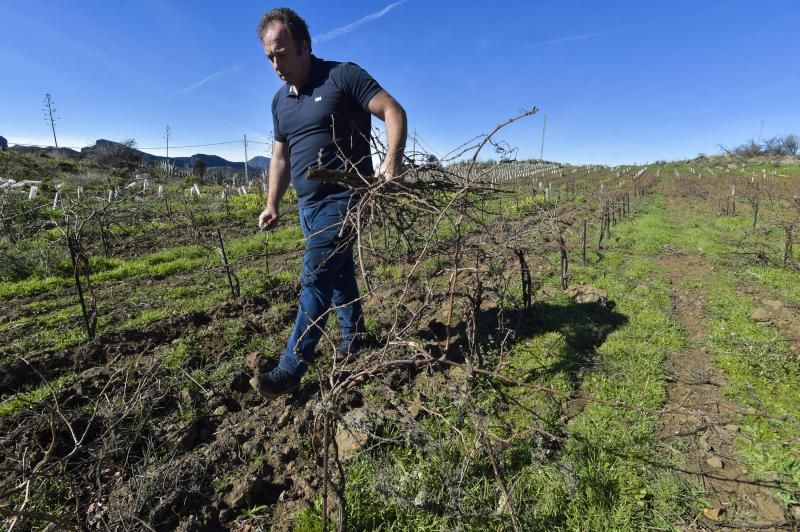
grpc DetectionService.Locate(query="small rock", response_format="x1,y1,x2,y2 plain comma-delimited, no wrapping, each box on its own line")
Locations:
763,471,780,483
703,505,725,521
705,455,724,469
225,477,269,508
761,298,783,311
218,508,236,523
792,505,800,520
408,399,422,419
335,427,369,460
242,440,261,457
69,367,112,398
279,444,296,462
698,432,714,452
180,388,199,406
723,423,740,433
292,475,316,500
565,285,608,306
244,351,269,374
277,409,292,427
335,408,372,460
750,308,771,323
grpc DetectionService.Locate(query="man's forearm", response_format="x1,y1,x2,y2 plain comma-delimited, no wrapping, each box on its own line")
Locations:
267,159,290,208
383,104,407,174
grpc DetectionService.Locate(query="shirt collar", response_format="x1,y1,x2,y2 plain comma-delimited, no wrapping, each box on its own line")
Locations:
286,55,324,99
308,55,325,83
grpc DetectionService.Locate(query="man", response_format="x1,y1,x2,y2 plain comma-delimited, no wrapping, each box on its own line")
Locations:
250,7,407,398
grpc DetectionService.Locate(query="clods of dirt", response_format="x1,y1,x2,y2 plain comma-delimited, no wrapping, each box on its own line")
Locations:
564,285,608,306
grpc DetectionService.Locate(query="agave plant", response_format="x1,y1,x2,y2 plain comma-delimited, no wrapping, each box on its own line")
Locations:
155,159,176,179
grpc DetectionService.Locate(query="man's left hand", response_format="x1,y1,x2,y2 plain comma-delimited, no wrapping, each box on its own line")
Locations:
377,158,401,180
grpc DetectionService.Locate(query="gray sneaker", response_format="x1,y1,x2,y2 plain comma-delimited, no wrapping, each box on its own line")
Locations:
249,367,301,398
334,337,365,364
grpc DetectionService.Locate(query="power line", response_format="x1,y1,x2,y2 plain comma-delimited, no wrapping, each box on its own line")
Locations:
410,132,441,158
137,140,243,150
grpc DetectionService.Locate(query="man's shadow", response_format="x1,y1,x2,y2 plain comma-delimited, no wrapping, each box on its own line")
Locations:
280,297,628,406
424,298,629,388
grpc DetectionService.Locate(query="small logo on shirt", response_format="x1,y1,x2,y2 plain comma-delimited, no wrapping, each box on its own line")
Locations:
314,96,322,102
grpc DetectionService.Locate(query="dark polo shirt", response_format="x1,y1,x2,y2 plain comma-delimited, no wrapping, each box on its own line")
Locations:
272,55,382,207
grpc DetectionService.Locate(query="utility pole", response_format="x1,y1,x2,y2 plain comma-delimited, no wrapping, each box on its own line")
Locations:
412,129,417,166
243,134,249,183
757,120,765,144
164,125,171,161
539,113,547,161
42,94,59,149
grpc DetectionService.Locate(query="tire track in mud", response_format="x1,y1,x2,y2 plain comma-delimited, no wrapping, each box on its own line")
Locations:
657,213,789,529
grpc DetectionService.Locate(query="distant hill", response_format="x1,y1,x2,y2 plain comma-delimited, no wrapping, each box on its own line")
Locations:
11,145,82,159
247,156,270,170
11,139,269,174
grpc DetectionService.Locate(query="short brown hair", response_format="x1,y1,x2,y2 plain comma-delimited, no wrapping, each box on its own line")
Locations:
256,7,312,53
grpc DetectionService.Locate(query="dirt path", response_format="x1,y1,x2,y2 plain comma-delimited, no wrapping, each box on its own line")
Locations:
657,202,790,529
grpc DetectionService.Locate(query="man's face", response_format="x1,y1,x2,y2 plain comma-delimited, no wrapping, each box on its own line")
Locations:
262,22,309,87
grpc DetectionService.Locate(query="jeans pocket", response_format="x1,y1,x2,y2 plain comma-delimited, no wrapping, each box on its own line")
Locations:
299,206,315,238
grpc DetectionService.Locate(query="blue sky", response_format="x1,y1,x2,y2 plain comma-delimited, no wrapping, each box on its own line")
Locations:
2,0,799,165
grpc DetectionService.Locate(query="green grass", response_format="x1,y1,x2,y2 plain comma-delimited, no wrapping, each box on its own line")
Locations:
0,224,303,301
119,308,171,328
745,266,800,304
703,280,800,504
559,217,695,530
0,373,80,417
0,275,72,299
372,263,404,280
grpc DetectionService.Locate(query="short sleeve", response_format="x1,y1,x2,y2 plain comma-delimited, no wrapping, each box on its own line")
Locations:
271,91,286,143
333,62,383,110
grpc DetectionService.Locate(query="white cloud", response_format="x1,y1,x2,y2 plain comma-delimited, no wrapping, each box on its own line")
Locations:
313,1,406,44
520,29,624,49
177,64,241,94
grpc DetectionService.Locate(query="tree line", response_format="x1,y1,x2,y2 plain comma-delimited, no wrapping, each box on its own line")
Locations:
734,133,799,157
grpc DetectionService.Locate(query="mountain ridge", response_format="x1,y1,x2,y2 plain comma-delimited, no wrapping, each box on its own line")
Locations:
10,139,270,174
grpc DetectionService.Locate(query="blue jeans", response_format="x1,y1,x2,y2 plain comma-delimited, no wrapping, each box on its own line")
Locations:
278,196,364,376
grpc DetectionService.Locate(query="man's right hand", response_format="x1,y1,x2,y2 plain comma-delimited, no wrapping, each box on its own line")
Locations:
258,205,279,230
